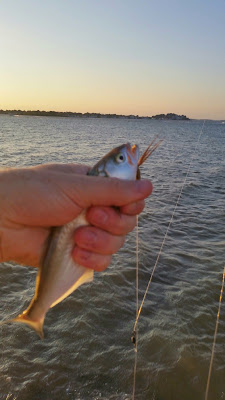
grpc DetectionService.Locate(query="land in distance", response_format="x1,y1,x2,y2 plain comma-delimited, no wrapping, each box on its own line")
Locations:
0,110,190,120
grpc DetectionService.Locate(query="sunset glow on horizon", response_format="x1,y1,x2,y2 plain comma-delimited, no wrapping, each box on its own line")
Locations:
0,1,224,120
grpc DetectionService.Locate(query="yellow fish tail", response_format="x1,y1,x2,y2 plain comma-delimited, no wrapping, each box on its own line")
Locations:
1,314,44,340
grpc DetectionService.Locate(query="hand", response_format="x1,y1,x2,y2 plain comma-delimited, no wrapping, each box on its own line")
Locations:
0,164,152,270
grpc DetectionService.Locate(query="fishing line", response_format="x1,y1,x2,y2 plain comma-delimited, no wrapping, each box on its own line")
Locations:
133,120,205,333
205,265,225,400
132,215,139,400
131,120,205,398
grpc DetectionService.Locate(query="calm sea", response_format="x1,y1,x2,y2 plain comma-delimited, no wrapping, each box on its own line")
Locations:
0,115,224,400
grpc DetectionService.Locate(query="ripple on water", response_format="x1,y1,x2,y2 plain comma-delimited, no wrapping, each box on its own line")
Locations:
0,117,224,399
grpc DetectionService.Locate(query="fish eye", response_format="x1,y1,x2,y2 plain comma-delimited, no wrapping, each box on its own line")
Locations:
116,153,125,163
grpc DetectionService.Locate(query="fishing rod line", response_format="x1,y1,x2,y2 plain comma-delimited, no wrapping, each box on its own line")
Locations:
133,120,205,333
131,120,205,398
205,265,225,400
132,215,139,400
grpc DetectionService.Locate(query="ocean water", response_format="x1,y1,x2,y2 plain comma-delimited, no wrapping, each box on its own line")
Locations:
0,115,224,400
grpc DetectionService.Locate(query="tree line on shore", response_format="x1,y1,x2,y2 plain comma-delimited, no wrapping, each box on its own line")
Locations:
0,109,190,120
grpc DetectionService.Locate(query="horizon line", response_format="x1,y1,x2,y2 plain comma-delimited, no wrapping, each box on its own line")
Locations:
0,109,224,121
0,109,191,120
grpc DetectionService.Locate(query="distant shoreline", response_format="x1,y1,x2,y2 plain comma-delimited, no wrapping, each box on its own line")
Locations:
0,109,190,121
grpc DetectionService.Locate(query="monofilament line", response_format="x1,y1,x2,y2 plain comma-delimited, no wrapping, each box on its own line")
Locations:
133,120,205,334
131,120,205,398
132,215,139,400
205,265,225,400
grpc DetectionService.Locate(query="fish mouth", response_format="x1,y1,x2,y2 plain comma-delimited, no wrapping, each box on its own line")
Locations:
125,143,139,165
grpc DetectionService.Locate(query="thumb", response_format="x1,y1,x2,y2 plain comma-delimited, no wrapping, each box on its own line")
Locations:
63,174,153,208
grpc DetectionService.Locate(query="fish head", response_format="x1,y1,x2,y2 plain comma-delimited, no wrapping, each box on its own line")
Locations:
88,143,139,180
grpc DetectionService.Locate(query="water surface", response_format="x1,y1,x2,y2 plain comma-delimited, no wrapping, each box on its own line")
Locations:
0,115,224,399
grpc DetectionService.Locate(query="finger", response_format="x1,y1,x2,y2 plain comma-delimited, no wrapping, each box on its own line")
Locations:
62,176,153,209
74,226,125,255
86,206,137,235
73,247,112,272
120,199,145,215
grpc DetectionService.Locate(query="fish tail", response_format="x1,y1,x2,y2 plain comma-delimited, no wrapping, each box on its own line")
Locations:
0,314,44,340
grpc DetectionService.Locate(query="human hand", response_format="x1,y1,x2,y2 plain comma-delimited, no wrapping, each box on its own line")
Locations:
0,164,152,270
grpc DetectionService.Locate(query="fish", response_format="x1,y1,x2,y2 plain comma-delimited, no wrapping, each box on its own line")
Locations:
2,139,161,338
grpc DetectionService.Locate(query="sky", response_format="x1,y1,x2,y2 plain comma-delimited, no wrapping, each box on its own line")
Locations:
0,1,224,119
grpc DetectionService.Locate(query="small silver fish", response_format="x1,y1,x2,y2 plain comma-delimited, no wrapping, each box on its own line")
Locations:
2,139,161,338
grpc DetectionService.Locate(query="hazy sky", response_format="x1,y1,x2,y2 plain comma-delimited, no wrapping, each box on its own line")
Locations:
0,1,224,119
